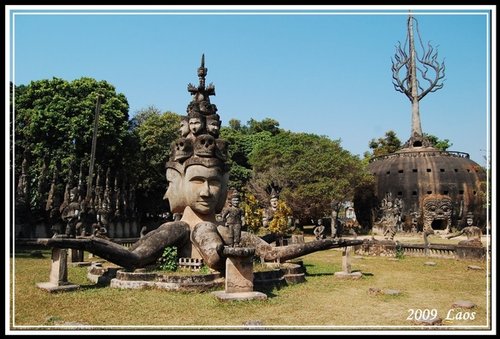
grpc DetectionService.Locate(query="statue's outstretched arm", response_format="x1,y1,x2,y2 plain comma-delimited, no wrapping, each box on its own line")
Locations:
240,232,362,262
37,221,190,270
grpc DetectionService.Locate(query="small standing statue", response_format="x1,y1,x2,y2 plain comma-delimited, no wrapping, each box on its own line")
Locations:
313,219,326,240
92,207,109,238
262,188,279,228
59,187,80,238
221,191,244,247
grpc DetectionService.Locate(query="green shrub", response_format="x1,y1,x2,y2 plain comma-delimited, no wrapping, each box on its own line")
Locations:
157,246,178,271
199,265,210,274
395,242,405,259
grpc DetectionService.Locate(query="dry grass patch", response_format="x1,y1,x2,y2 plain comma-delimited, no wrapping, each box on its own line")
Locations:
9,244,491,331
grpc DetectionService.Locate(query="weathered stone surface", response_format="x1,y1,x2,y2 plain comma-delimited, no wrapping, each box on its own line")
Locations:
225,253,254,293
413,317,443,326
87,264,120,285
458,239,483,247
283,273,307,284
223,246,255,257
110,271,224,292
356,239,396,257
455,244,486,260
368,287,383,295
36,282,79,293
451,300,476,309
334,271,363,279
383,289,401,296
212,290,267,301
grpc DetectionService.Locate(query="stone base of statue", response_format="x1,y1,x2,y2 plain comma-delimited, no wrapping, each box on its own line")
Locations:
212,246,267,301
109,266,224,291
36,248,79,293
333,271,363,279
69,248,92,267
334,246,363,280
456,239,486,260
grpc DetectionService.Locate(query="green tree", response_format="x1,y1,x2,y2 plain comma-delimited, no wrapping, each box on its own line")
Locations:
129,107,181,217
247,118,280,136
220,119,276,191
367,130,453,158
368,130,402,157
14,77,130,212
248,131,372,223
423,133,453,151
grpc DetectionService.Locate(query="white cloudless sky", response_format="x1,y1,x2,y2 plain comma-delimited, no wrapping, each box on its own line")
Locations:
8,5,494,167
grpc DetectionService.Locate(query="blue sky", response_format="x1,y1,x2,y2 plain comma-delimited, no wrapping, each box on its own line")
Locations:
8,5,494,166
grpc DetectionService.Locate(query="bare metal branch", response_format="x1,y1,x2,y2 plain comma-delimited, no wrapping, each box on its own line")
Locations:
392,18,445,102
391,42,412,100
417,41,446,100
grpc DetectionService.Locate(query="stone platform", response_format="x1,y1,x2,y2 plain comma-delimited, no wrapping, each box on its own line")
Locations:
212,290,267,301
110,269,224,291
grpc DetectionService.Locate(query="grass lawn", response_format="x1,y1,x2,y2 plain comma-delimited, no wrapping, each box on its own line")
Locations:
8,235,492,333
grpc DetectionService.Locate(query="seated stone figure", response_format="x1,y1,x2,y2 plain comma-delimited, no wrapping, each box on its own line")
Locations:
446,215,482,241
313,219,326,240
38,56,351,272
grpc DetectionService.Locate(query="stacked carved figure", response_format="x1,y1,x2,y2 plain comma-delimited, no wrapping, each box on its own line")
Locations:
39,55,357,273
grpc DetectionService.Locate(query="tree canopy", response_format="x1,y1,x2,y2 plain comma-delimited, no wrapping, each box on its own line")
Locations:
129,107,181,216
14,77,130,212
367,130,453,158
247,131,373,223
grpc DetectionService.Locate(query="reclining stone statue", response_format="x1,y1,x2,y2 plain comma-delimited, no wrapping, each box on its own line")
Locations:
446,215,482,240
38,55,357,273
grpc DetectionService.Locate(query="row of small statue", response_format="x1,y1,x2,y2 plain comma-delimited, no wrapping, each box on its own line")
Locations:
53,187,108,239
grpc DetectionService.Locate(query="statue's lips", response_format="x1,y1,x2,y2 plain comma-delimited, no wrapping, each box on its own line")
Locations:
196,200,214,207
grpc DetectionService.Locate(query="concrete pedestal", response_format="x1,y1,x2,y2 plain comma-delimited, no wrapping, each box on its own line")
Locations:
36,248,79,292
212,247,267,301
334,246,363,280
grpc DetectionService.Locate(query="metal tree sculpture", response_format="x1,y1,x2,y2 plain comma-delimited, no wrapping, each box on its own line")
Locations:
391,13,446,142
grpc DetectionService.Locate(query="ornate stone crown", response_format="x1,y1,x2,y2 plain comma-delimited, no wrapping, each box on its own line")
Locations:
167,55,230,173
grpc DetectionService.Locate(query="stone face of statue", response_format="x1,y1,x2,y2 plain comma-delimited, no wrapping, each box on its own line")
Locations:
206,118,220,137
270,197,279,210
231,197,240,208
179,119,190,137
183,165,225,215
69,188,78,202
165,168,187,214
188,117,204,135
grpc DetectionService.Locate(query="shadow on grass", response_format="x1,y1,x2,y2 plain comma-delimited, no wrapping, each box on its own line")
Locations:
304,272,334,277
254,284,286,298
76,282,113,290
12,250,51,259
